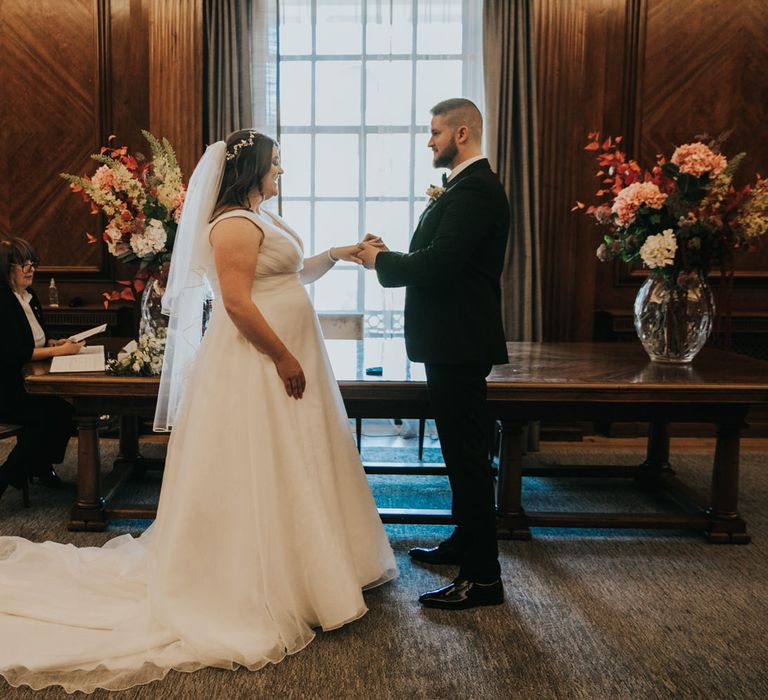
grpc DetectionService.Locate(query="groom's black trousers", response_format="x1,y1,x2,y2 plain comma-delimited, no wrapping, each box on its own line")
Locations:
424,362,500,582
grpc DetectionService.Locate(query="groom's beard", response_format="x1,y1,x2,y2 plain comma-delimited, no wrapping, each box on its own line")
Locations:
433,139,459,169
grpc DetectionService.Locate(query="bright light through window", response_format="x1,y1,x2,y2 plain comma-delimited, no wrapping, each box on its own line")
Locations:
278,0,482,335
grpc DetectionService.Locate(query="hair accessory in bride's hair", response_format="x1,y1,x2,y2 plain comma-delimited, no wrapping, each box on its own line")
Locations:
225,131,257,161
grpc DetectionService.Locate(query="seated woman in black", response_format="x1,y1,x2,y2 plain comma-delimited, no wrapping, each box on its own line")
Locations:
0,237,83,499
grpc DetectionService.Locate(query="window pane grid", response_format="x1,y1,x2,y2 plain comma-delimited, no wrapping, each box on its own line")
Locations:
282,196,417,202
278,0,473,328
281,126,429,134
308,0,317,304
357,0,367,313
280,54,463,61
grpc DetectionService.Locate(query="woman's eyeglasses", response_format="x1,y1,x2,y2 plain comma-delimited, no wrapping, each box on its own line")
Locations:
13,261,39,273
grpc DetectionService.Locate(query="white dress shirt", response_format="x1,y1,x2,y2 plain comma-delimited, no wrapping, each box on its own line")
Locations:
447,154,486,182
14,290,46,348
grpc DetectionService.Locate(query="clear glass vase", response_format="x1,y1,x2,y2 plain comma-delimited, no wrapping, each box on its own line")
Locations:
633,270,715,363
139,277,167,339
140,276,216,340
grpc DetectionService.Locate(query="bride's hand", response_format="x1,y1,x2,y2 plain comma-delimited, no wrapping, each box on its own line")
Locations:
329,244,365,263
274,351,306,399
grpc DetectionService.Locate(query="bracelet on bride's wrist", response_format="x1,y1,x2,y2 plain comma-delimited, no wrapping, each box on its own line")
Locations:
328,248,339,263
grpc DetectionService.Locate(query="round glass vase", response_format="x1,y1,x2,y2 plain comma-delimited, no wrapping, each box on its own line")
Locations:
139,277,167,339
633,269,715,364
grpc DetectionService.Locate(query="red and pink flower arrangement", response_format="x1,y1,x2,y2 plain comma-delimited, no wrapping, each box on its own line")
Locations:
574,133,768,279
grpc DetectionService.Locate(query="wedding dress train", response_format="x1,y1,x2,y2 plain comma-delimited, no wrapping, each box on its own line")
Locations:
0,209,397,693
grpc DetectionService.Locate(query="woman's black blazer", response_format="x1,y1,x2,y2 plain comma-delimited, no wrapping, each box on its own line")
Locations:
0,285,49,408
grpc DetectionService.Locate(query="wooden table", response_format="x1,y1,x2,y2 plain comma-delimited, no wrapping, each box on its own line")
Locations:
488,343,768,544
24,341,768,541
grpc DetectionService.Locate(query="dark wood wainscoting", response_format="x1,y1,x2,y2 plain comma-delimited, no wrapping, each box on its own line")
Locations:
533,0,768,342
1,0,202,311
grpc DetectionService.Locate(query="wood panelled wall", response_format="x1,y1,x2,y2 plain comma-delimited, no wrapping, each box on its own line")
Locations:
0,0,202,303
534,0,768,342
2,0,765,323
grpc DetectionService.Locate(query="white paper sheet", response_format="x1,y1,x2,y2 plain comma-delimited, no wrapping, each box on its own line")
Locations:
50,345,106,373
67,323,108,343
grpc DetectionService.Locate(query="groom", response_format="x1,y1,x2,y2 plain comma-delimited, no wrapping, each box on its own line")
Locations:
356,98,510,610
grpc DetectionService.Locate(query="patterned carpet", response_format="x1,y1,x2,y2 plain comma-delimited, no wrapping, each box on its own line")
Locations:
1,437,767,699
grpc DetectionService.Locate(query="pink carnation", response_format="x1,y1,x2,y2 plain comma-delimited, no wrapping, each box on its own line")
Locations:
91,165,117,191
611,182,668,227
671,142,727,178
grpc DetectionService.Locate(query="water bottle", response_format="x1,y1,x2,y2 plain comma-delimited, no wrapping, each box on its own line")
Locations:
48,278,59,307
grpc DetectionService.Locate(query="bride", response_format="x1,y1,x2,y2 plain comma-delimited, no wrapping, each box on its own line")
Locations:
0,130,397,693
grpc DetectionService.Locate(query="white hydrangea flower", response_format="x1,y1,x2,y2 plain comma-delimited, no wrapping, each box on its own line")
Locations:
130,219,167,258
640,228,678,269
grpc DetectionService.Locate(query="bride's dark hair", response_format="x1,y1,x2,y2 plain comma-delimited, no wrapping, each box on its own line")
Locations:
211,129,277,219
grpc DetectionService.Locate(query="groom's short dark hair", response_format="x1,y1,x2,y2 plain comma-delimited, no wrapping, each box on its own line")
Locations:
430,98,483,141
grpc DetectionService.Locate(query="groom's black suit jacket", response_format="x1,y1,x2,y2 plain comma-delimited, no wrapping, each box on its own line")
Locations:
374,158,510,366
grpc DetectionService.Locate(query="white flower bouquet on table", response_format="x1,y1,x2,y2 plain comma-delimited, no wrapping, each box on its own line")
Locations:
106,327,167,377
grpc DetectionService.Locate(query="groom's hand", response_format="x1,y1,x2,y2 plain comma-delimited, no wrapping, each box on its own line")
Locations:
355,242,382,270
362,232,388,251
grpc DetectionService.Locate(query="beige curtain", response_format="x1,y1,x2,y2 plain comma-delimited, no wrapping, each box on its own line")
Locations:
483,0,542,342
204,0,278,143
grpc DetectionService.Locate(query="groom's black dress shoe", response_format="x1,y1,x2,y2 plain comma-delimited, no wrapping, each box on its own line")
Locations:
408,543,463,566
419,578,504,610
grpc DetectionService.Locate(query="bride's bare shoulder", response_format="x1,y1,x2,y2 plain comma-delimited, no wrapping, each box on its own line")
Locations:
209,206,254,222
209,209,264,246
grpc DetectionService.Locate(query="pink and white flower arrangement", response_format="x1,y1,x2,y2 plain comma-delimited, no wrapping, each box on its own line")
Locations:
62,131,185,303
575,133,768,275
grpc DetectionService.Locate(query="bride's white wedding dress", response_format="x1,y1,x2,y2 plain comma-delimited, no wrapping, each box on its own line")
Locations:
0,209,397,693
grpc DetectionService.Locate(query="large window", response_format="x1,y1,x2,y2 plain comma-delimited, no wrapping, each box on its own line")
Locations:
277,0,483,335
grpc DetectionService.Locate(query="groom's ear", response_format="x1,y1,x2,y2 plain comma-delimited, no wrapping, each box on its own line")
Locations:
455,124,470,145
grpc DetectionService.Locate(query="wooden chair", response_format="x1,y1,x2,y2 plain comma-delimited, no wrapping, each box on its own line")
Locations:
317,313,429,454
0,423,30,507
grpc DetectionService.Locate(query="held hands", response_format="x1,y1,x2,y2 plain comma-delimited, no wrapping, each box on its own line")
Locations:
274,350,306,399
330,233,388,265
353,240,388,269
351,232,389,269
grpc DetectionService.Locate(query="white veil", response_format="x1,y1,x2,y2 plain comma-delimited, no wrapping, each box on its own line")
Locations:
153,141,226,431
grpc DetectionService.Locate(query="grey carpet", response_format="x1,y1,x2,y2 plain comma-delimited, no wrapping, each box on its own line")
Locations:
1,438,767,699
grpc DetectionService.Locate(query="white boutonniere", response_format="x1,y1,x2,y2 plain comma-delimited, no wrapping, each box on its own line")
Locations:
425,185,446,206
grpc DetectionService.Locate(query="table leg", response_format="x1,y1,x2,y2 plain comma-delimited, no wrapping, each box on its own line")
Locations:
117,415,149,480
637,421,673,488
68,416,106,531
705,418,750,544
118,415,139,462
496,420,531,540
